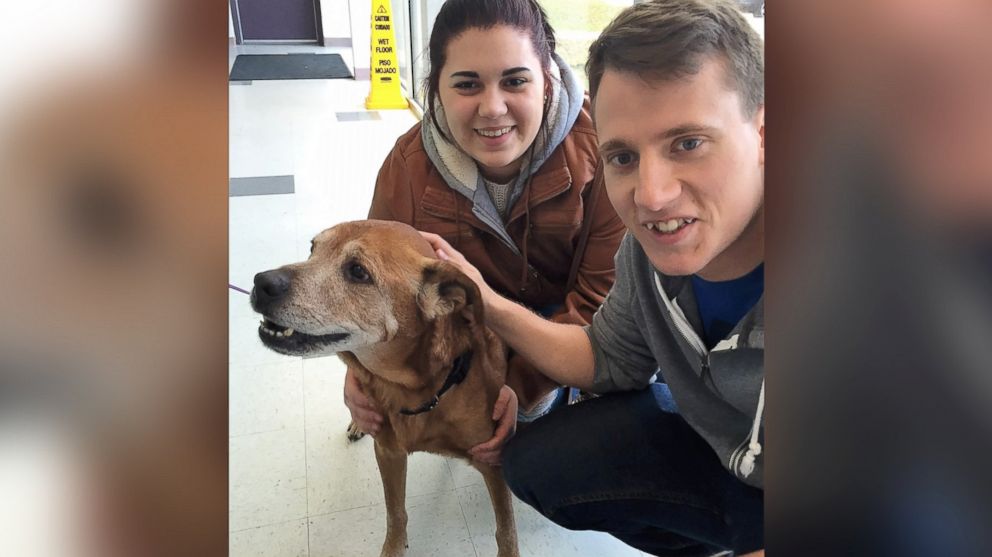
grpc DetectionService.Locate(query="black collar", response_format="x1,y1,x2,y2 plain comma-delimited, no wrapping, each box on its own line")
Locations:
399,350,473,416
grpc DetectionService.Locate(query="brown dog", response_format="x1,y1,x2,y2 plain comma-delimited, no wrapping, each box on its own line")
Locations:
250,219,519,557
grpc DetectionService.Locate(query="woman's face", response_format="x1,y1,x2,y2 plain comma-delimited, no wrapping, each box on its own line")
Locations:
437,25,546,182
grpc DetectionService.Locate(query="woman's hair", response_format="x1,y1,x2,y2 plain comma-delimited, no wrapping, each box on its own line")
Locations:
424,0,558,144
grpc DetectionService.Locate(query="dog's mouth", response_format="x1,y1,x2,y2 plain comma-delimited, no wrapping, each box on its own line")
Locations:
257,317,350,354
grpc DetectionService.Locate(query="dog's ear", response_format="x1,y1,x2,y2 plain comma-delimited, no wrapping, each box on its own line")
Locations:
417,260,483,326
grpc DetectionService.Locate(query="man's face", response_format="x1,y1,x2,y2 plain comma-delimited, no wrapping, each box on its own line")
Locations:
595,58,764,280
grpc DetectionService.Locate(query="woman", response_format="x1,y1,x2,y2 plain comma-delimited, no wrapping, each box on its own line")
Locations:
345,0,624,442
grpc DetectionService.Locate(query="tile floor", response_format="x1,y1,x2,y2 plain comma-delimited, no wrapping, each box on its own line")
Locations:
228,44,647,557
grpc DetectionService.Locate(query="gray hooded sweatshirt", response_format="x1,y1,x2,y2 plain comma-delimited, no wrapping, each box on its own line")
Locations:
587,234,766,489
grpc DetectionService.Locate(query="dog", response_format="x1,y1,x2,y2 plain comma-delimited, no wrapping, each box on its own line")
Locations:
250,219,519,557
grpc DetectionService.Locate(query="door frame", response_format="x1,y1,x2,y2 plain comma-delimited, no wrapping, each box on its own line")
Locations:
230,0,325,45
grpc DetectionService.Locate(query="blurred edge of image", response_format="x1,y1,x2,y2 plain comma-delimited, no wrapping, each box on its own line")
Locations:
769,1,992,555
0,1,227,556
0,1,990,556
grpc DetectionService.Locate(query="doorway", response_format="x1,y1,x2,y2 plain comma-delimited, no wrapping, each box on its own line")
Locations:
231,0,324,45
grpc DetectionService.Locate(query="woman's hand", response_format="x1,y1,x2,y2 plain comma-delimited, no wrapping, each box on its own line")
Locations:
468,385,518,467
419,231,497,307
343,366,383,437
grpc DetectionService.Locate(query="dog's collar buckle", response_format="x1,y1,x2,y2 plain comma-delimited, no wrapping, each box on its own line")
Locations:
402,395,439,415
399,350,473,416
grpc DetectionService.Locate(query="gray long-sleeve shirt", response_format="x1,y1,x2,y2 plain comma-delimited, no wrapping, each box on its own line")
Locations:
586,234,765,488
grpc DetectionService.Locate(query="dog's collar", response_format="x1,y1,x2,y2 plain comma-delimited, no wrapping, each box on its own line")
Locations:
399,350,474,416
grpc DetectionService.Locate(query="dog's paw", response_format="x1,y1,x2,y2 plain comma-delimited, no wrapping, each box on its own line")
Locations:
346,420,366,442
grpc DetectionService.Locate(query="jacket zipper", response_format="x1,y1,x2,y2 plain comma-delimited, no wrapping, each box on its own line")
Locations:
654,272,753,477
654,273,707,359
472,206,521,256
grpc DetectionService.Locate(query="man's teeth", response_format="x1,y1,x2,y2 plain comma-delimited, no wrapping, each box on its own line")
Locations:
260,320,294,337
477,126,512,137
644,218,695,233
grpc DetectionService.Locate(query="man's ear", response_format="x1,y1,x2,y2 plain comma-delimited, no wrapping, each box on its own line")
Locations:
417,260,483,326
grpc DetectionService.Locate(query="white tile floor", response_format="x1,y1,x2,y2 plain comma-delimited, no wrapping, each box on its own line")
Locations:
228,44,647,557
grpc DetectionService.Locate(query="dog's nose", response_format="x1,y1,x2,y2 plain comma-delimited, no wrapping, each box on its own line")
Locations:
253,269,292,304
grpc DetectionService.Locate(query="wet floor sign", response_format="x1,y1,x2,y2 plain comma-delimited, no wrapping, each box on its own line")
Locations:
365,1,409,110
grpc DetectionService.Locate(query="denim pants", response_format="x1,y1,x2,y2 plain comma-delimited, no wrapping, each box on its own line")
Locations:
502,383,764,556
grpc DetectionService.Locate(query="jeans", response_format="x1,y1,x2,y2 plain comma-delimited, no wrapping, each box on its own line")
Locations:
502,383,764,556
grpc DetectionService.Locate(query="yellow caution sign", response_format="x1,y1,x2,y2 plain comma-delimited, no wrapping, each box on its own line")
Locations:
365,0,409,110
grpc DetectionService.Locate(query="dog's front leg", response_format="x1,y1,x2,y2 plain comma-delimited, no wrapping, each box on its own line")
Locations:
374,441,409,557
474,463,520,557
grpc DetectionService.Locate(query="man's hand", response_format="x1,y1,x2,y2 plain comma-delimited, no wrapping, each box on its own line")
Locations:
343,366,383,437
419,231,498,308
419,230,597,394
468,385,518,467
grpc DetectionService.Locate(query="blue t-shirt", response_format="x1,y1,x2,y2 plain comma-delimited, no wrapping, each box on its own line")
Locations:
691,264,764,349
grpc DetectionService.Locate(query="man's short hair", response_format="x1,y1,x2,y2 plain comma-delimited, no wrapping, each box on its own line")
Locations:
586,0,764,117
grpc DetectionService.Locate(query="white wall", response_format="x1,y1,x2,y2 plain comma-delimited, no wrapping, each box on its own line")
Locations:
348,0,371,78
322,0,351,39
229,7,235,39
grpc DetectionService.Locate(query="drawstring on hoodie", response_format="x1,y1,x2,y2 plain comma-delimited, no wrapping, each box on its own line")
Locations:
520,175,533,285
518,122,543,287
452,189,462,249
740,379,764,478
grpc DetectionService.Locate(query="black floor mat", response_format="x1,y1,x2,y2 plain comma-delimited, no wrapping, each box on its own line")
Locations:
229,53,352,81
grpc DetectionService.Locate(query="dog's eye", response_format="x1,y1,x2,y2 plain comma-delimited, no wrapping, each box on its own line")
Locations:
346,262,372,284
309,241,315,255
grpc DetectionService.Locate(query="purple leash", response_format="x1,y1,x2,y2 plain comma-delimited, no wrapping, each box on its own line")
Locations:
229,283,251,295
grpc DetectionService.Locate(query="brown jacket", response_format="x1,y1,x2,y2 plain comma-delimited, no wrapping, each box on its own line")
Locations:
368,102,625,406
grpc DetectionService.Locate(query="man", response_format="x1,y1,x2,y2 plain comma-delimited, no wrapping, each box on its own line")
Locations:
423,0,764,554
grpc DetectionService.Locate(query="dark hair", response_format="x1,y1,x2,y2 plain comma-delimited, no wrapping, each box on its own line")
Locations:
586,0,764,117
425,0,558,143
